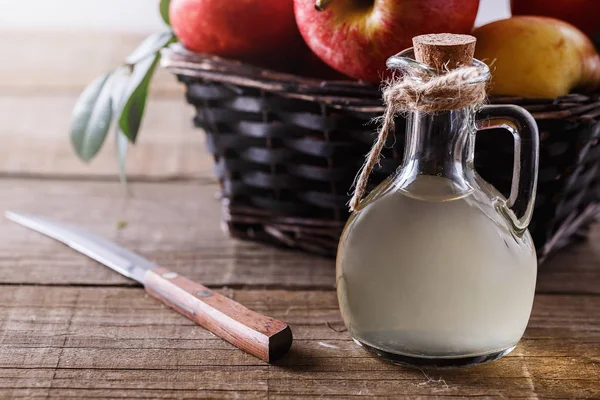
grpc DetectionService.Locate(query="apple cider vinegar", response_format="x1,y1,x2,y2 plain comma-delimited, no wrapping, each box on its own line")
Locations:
336,34,540,367
337,175,537,361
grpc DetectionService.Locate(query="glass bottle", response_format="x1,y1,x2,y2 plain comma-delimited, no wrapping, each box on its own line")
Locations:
336,41,539,368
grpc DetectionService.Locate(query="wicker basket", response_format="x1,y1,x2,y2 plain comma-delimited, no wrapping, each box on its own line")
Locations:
162,43,600,261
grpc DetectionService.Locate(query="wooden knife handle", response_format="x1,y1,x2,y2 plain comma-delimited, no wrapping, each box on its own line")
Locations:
143,267,292,363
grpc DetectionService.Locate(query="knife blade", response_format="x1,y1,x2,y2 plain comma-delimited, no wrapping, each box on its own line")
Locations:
6,211,293,363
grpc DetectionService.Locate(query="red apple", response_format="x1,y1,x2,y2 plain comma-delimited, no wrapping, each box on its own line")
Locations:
294,0,480,83
170,0,305,69
511,0,600,38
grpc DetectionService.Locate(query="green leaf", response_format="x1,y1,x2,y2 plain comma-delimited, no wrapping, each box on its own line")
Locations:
70,72,113,162
110,66,131,112
159,0,171,26
118,53,161,143
125,31,175,65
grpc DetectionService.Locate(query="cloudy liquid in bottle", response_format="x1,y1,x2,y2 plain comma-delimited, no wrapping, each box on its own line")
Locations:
336,175,537,362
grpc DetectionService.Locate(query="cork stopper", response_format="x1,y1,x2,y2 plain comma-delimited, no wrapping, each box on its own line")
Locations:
413,34,476,72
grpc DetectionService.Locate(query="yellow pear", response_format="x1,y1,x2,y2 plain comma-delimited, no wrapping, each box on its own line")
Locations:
473,16,600,98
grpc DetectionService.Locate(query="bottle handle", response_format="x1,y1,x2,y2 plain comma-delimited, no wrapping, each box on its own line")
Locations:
475,105,539,232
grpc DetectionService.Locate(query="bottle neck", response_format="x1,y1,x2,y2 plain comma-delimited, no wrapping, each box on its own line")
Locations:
400,107,475,191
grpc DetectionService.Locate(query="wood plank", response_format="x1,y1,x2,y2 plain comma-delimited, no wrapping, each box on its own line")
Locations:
0,286,598,399
0,30,211,179
537,240,600,295
0,30,182,96
0,178,598,293
0,179,334,288
0,94,210,179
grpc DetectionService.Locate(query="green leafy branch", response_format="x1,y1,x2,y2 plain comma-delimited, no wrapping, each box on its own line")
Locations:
70,0,173,184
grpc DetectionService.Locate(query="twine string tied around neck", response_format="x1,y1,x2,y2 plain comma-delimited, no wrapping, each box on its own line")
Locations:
348,65,488,212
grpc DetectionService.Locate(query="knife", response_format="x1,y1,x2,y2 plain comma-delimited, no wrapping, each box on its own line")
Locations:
5,211,293,363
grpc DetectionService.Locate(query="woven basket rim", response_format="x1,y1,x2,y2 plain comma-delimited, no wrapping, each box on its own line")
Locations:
161,43,600,120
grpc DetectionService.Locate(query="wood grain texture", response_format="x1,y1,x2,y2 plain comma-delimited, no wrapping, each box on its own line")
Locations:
0,178,598,292
0,30,211,180
0,179,335,289
144,267,292,362
0,286,598,399
0,94,210,180
0,31,182,95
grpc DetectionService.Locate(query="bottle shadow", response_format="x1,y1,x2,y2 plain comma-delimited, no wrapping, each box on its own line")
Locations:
271,340,530,396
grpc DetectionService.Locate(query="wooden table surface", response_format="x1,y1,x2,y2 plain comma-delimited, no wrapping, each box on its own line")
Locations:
1,31,599,399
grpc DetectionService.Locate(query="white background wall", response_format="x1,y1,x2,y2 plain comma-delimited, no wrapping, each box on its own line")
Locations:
0,0,510,33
